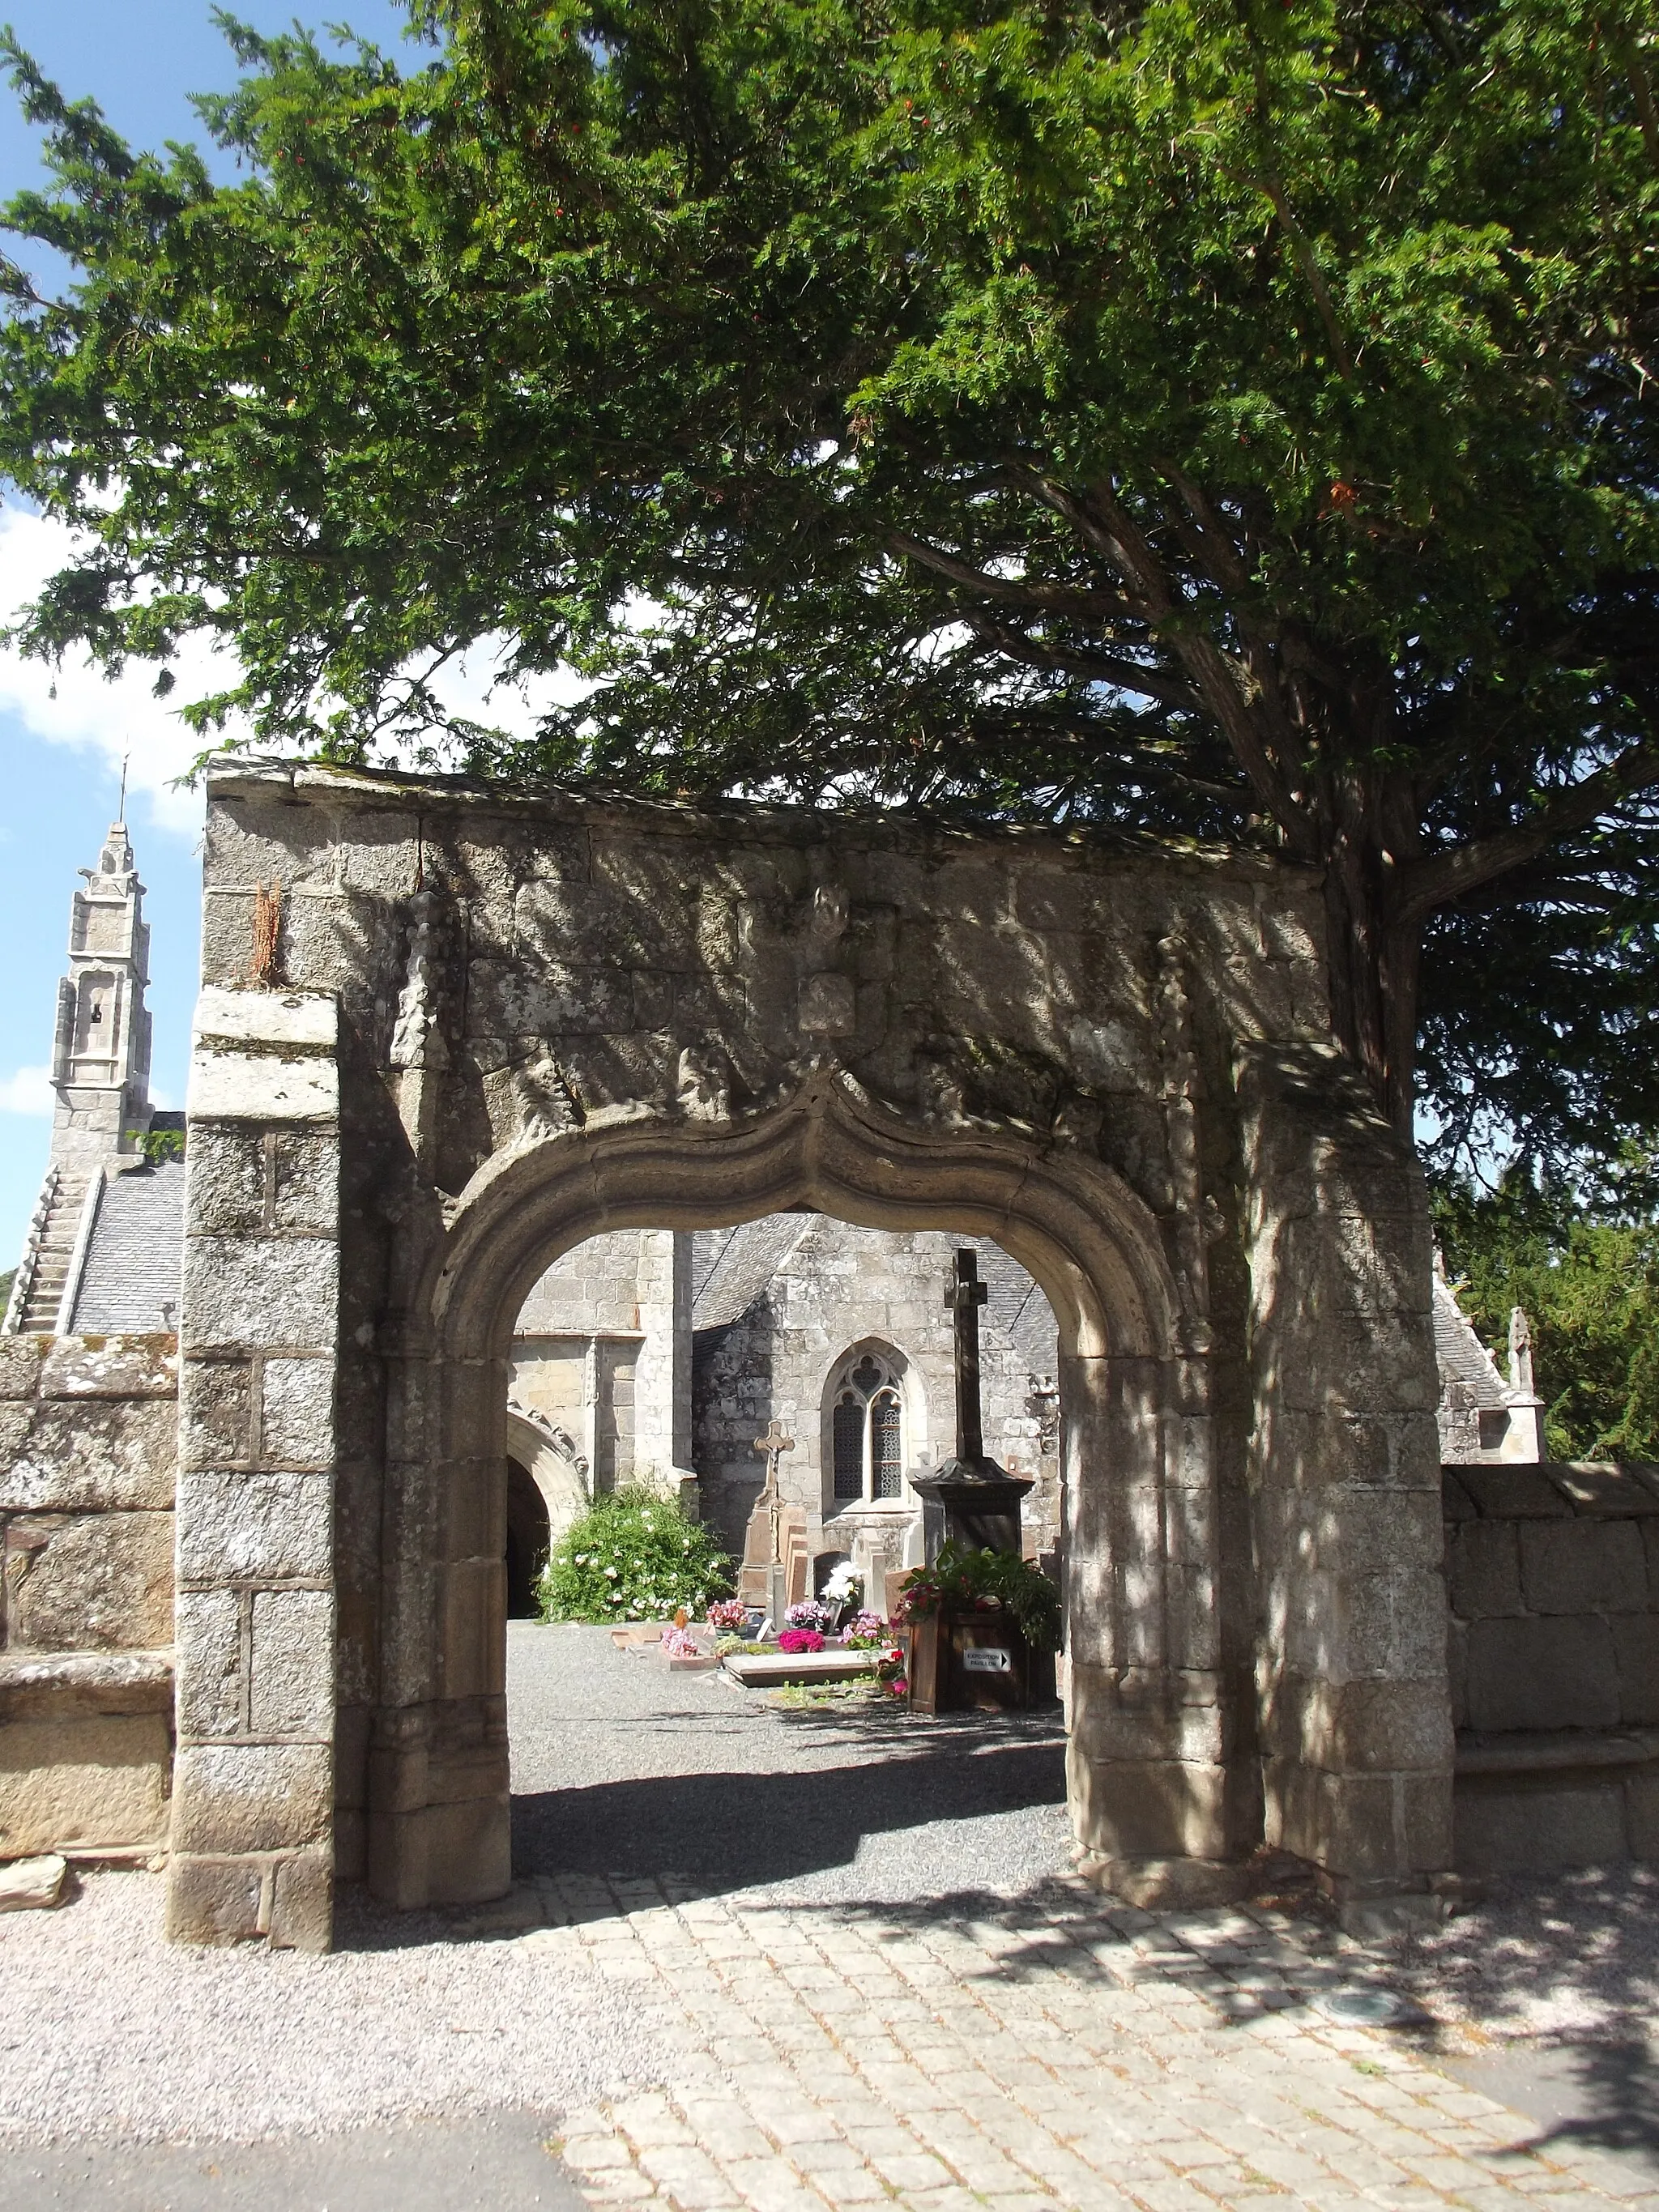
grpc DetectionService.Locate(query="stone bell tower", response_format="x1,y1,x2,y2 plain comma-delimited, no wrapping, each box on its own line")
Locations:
49,816,154,1164
3,814,156,1332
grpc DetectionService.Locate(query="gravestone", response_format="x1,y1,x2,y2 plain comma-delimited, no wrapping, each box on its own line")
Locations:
738,1418,808,1626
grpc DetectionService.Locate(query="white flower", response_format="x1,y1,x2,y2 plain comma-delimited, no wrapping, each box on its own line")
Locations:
603,1566,618,1579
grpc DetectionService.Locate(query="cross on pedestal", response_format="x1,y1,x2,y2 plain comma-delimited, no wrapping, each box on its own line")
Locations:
750,1417,796,1631
945,1247,990,1464
753,1417,795,1495
911,1247,1033,1564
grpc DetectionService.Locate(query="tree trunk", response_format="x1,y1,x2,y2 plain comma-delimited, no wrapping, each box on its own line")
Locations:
1316,774,1421,1138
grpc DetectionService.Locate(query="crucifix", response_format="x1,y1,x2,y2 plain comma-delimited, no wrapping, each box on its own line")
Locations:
945,1247,990,1464
750,1417,795,1626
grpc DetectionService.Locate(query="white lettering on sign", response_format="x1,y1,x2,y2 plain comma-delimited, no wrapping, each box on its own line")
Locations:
962,1647,1013,1674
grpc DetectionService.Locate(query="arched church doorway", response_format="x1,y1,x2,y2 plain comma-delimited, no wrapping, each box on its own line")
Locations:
376,1072,1210,1915
505,1459,551,1619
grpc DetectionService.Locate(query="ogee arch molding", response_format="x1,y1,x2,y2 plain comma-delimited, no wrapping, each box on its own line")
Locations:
371,1073,1213,1911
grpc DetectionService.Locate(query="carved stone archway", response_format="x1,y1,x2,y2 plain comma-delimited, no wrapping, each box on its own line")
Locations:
165,762,1452,1951
369,1071,1213,1907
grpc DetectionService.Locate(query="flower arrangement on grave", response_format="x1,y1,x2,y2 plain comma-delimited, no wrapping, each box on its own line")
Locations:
820,1562,863,1610
776,1627,826,1654
895,1542,1062,1653
537,1484,735,1624
661,1624,702,1659
784,1598,830,1633
706,1596,748,1632
838,1611,890,1648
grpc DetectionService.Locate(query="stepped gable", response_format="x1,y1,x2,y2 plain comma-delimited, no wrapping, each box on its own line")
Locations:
11,1166,93,1333
1431,1272,1514,1411
68,1157,186,1333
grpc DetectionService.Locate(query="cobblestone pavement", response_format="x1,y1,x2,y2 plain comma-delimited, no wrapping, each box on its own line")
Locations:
469,1870,1659,2212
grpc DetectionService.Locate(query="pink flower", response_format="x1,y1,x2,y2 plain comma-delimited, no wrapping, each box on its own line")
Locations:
889,1675,909,1698
777,1628,825,1654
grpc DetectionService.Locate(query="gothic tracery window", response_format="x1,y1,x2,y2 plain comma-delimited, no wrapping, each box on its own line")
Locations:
828,1349,908,1507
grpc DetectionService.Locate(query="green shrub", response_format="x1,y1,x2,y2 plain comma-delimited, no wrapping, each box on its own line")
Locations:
537,1484,734,1624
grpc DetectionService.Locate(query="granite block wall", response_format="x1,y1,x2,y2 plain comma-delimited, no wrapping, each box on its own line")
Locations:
0,1329,177,1856
1446,1460,1659,1872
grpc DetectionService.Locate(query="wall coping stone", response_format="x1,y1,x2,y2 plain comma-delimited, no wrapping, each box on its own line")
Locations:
0,1646,174,1720
1443,1462,1659,1518
205,756,1315,884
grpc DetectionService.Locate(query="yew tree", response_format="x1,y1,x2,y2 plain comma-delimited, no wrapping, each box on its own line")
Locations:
2,0,1658,1157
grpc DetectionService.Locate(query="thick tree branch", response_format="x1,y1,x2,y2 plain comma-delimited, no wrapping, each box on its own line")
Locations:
885,531,1143,624
962,612,1203,710
1398,741,1659,922
1004,466,1310,837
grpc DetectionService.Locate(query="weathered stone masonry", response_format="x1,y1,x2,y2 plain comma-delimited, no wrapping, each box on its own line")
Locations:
168,987,340,1948
164,759,1452,1948
0,1330,176,1859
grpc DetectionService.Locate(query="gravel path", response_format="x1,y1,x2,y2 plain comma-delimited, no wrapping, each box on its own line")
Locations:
0,1872,671,2146
509,1622,1073,1904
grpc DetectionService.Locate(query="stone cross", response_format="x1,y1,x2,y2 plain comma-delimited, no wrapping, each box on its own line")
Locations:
945,1248,990,1463
753,1417,795,1494
751,1418,796,1626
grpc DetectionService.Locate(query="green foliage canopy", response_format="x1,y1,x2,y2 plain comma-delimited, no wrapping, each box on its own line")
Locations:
2,1,1659,1157
1436,1166,1659,1459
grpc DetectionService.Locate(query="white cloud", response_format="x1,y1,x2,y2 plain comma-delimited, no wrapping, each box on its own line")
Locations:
420,636,589,740
0,507,220,832
0,1066,53,1116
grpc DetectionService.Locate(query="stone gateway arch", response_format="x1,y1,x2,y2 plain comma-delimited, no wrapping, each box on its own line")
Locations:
166,761,1450,1949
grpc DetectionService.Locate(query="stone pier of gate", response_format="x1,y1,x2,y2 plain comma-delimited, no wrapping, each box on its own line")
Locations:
164,761,1451,1950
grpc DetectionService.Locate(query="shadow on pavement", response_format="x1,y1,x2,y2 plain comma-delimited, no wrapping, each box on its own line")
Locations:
1439,2038,1659,2178
511,1731,1067,1888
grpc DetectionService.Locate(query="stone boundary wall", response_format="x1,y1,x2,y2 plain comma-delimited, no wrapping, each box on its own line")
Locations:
1446,1460,1659,1872
0,1330,177,1857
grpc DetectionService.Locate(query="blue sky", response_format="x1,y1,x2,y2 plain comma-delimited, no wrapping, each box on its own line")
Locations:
0,3,411,1265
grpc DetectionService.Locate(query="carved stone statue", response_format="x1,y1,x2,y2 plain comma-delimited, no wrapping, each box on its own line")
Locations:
390,895,450,1072
676,1041,732,1123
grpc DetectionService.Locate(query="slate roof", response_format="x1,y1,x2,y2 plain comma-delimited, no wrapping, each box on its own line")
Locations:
1431,1272,1515,1410
692,1217,815,1330
974,1238,1059,1373
68,1160,185,1334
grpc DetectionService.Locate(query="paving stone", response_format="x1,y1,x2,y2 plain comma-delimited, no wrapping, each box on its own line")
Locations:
552,1881,1643,2212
